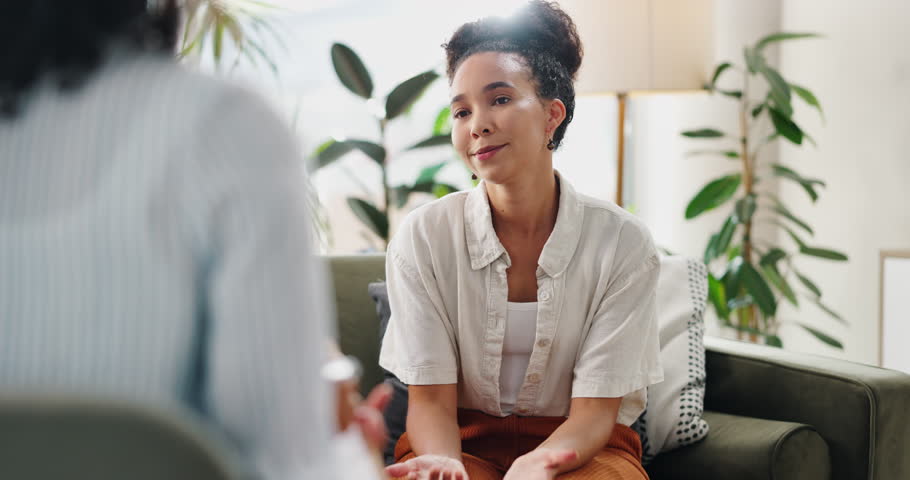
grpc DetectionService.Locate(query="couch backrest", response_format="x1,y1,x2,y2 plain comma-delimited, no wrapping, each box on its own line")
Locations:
327,255,387,393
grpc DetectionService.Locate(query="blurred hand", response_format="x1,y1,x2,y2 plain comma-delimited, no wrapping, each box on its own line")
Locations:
385,454,469,480
502,448,577,480
353,382,393,452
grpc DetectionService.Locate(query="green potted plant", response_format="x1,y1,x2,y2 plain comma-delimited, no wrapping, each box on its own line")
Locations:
312,43,460,250
681,32,848,349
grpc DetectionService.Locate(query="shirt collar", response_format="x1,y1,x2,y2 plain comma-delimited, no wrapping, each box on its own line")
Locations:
463,171,584,276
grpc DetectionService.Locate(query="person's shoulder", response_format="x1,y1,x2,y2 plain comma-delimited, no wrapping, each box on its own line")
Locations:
576,193,650,238
400,190,470,230
390,190,470,254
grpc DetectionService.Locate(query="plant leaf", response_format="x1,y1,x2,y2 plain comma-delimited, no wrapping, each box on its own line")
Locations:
347,197,388,240
408,134,452,150
681,128,725,138
772,204,814,235
766,335,784,347
708,273,730,320
795,270,822,298
768,106,803,145
761,65,793,115
714,216,738,261
314,139,385,169
392,186,412,209
791,83,824,119
710,62,733,87
734,194,757,223
212,20,225,64
800,246,849,261
723,256,744,298
772,164,824,201
812,298,847,324
331,43,373,99
415,162,447,185
762,263,798,306
719,90,743,99
686,150,740,159
741,262,777,316
704,233,720,264
744,46,764,73
385,70,439,120
751,104,765,118
313,140,353,169
433,106,452,135
799,323,843,349
782,225,807,249
756,32,821,51
685,174,742,219
760,248,788,266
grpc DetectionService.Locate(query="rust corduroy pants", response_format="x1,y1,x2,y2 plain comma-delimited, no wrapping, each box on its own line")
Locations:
392,409,649,479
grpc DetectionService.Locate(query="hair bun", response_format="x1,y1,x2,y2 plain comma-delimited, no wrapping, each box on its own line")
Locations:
508,1,583,79
444,1,583,80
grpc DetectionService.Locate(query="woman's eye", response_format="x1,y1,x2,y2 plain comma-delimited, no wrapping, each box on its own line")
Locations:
493,96,511,105
453,109,469,119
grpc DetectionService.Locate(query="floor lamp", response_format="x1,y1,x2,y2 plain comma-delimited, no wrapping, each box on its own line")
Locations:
561,0,714,207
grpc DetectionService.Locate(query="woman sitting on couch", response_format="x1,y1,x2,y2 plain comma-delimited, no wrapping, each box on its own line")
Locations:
379,2,663,479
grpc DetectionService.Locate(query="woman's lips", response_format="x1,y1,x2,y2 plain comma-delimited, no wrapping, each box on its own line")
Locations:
474,144,506,161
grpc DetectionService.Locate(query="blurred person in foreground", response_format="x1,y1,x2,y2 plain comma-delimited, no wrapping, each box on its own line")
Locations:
0,1,389,478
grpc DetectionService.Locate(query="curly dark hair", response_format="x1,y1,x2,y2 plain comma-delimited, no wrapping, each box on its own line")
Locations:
443,1,583,150
0,0,179,118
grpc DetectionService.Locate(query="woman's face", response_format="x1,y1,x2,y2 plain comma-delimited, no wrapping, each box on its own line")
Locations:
449,51,565,185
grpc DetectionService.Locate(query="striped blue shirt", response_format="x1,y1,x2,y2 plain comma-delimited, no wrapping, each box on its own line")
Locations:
0,51,343,478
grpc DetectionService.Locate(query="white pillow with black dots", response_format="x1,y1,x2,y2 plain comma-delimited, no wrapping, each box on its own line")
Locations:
632,255,710,463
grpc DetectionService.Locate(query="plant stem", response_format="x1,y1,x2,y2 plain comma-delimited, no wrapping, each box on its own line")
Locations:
380,118,390,250
740,71,761,341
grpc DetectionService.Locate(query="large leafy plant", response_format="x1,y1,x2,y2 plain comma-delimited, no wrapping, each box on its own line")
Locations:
179,0,283,73
682,32,848,349
312,43,458,250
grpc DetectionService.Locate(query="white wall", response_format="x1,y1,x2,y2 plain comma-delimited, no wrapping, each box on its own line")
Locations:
775,0,910,365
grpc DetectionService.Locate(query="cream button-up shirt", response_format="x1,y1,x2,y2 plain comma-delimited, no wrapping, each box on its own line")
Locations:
379,174,663,425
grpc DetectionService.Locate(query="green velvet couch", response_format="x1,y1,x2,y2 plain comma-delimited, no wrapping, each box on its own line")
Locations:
329,255,910,480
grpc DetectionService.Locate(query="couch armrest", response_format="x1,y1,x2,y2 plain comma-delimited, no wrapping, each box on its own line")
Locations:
646,411,829,480
704,336,910,480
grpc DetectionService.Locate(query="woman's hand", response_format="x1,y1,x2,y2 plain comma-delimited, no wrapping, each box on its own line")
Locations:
502,448,577,480
385,454,469,480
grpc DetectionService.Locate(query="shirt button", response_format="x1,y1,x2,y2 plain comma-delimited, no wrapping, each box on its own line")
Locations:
527,373,541,383
537,338,550,348
540,291,551,301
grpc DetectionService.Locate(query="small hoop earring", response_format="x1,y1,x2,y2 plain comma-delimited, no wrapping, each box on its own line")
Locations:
547,138,556,150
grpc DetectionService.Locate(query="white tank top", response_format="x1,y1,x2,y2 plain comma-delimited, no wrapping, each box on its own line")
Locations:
500,302,538,414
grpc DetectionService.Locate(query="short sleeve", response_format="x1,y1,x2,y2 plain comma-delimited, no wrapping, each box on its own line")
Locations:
378,227,459,385
572,221,664,401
